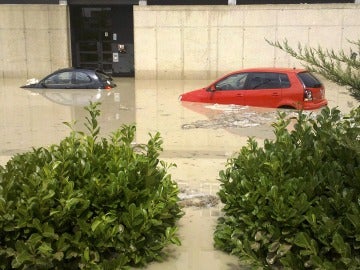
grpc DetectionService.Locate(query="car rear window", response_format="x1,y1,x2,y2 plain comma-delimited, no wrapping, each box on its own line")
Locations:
96,71,112,82
297,72,322,88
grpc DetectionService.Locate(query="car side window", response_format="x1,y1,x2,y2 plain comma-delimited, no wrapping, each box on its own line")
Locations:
215,73,249,90
247,72,288,89
279,73,291,88
75,72,92,84
44,71,73,85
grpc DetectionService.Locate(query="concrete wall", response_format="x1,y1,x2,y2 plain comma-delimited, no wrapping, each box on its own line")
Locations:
0,4,70,78
134,4,360,79
1,4,359,79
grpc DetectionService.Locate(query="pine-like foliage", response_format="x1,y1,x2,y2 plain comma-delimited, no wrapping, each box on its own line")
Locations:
267,39,360,100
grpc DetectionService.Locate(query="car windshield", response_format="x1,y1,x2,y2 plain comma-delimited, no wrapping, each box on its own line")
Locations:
215,73,249,90
297,72,322,88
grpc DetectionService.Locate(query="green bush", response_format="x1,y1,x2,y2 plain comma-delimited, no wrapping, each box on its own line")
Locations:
0,102,183,269
214,106,360,269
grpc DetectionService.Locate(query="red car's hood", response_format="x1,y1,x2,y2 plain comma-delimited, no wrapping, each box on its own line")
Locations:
179,87,208,102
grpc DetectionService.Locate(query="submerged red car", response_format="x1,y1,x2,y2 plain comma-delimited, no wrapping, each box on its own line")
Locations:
179,68,327,110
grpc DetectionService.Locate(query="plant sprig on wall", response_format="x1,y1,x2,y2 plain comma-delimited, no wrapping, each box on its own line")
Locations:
266,39,360,100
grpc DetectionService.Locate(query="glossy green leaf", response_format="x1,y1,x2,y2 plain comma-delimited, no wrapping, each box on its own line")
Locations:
0,102,183,268
84,247,90,262
214,106,360,269
38,242,53,255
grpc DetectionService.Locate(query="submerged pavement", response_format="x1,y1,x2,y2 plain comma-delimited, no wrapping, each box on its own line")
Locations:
0,77,358,269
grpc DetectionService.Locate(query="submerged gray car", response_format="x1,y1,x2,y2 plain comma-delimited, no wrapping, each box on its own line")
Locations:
21,68,116,90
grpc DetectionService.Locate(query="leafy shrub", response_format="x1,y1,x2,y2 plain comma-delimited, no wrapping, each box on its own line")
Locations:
0,102,183,269
214,106,360,269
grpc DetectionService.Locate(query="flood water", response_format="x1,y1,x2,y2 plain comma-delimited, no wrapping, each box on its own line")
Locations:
0,77,358,269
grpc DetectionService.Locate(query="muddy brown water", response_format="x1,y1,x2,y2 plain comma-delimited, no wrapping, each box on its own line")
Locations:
0,77,358,269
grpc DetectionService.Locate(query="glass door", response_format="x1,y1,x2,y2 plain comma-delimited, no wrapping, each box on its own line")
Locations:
70,6,134,77
74,7,113,73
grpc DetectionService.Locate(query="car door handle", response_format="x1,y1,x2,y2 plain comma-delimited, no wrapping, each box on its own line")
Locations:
236,94,244,97
272,93,280,96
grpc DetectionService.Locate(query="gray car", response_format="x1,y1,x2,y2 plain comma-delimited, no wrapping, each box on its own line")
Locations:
21,68,116,90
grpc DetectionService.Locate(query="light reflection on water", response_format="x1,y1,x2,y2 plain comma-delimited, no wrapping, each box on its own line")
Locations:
0,77,357,269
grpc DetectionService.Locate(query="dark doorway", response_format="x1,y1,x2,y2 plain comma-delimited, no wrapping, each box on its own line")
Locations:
70,6,134,77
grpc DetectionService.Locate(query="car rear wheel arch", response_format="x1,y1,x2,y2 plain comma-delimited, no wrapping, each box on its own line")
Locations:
278,105,296,110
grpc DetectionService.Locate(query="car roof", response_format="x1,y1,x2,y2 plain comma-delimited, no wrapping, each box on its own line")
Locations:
54,67,97,74
229,67,307,74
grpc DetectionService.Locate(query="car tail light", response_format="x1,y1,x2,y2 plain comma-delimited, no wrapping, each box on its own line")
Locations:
304,89,313,101
104,85,112,90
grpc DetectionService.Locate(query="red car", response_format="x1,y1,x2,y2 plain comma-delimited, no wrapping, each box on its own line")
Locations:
179,68,327,110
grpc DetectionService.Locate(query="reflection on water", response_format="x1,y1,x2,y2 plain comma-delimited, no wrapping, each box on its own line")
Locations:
0,77,358,269
0,78,136,155
28,88,108,106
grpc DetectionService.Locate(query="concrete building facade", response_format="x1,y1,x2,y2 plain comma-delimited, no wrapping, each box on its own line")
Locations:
134,4,360,79
0,3,359,79
0,4,70,78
